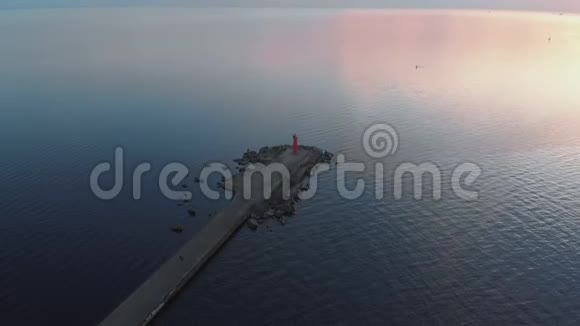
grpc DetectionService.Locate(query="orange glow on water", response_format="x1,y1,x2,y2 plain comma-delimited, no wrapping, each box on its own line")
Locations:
250,10,580,148
333,10,580,111
328,10,580,146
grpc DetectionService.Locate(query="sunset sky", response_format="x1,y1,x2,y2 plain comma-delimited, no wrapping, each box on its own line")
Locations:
2,0,580,12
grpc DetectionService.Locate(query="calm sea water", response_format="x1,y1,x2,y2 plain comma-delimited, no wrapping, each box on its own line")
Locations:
2,8,580,325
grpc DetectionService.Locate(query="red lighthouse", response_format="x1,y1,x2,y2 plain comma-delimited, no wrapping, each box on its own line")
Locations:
293,134,299,154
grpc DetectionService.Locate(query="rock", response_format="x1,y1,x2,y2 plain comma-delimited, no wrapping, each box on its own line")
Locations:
187,209,196,217
320,150,334,164
242,150,260,163
281,204,295,216
238,158,249,165
171,225,184,233
247,218,259,231
264,209,275,218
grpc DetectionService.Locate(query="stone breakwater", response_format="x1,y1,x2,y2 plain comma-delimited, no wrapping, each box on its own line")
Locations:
229,145,333,230
100,145,333,326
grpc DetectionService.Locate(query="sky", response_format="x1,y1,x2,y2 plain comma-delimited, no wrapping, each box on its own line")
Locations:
1,0,579,12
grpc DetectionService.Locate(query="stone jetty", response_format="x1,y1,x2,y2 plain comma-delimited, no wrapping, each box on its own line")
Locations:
100,145,333,326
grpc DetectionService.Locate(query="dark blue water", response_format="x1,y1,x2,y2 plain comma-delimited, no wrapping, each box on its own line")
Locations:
2,8,580,325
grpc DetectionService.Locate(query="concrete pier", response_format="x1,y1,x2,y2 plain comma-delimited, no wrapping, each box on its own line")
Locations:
100,148,323,326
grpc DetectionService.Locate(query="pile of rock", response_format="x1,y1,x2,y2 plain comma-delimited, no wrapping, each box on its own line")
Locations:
234,145,333,168
233,146,287,171
246,200,296,230
245,179,316,230
320,149,333,164
230,145,334,231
